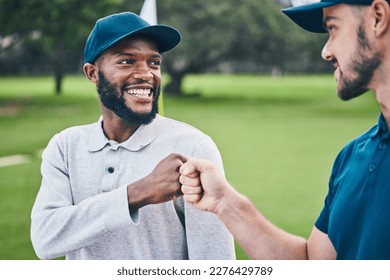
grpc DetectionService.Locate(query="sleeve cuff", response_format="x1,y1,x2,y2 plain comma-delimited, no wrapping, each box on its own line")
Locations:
99,185,139,232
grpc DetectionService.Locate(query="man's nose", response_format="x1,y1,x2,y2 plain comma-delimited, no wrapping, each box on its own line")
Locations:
321,41,333,62
133,65,153,81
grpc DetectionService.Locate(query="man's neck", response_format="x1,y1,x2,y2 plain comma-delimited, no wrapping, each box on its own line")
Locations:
101,113,139,143
374,88,390,130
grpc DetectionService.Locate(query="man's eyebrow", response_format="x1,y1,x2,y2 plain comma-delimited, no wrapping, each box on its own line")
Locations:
151,54,162,59
322,15,338,28
115,52,136,57
116,52,162,59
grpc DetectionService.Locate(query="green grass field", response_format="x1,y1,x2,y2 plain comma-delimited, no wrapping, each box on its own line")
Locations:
0,74,380,259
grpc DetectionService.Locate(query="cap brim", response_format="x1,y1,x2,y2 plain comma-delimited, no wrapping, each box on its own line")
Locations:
98,24,181,59
130,25,181,53
282,2,337,33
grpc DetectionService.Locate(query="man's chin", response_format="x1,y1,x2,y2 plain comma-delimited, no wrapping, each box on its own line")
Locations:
337,87,368,101
121,111,157,126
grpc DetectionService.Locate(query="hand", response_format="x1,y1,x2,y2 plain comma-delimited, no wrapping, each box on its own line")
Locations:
128,153,187,211
179,158,233,214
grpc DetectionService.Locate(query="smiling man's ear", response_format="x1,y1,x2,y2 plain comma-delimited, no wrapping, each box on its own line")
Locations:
83,63,99,83
371,0,390,37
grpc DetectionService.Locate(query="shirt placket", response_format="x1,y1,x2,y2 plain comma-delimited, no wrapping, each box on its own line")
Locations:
101,145,121,193
364,137,388,193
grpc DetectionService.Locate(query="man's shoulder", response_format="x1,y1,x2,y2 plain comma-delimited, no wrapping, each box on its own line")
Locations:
157,115,206,137
343,122,379,149
42,122,100,159
334,122,379,164
59,122,97,136
50,121,99,145
154,116,221,159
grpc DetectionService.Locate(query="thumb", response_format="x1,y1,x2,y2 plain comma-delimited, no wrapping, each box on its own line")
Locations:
179,160,197,175
179,158,213,175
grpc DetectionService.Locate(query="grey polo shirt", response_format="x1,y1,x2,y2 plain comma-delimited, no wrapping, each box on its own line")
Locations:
31,115,235,260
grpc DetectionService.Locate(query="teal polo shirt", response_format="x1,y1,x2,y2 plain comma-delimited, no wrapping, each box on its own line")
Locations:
315,114,390,260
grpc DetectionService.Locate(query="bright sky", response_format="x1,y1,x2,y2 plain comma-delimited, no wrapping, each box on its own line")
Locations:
290,0,320,6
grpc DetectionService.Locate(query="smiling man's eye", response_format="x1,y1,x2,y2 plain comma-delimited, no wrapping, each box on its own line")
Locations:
119,60,134,64
150,60,161,66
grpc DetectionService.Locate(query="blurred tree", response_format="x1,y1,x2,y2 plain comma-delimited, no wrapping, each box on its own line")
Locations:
0,0,125,95
0,0,329,96
158,0,328,95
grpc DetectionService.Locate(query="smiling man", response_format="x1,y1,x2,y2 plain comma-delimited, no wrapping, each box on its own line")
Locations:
179,0,390,260
30,12,235,260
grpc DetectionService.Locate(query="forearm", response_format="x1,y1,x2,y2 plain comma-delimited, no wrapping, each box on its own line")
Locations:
127,176,153,212
216,189,308,260
31,185,131,259
127,173,179,212
127,153,185,212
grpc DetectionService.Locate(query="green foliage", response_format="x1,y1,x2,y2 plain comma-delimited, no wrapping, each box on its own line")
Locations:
0,0,122,37
1,0,331,94
0,74,380,259
0,0,137,92
155,0,330,94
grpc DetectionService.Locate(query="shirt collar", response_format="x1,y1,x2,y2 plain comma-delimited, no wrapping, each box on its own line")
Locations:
87,115,164,152
369,113,390,139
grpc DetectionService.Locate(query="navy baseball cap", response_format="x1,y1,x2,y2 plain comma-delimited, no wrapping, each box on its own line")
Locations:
84,12,181,63
282,0,376,33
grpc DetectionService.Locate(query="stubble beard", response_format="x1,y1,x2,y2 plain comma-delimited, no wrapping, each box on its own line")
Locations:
337,25,381,101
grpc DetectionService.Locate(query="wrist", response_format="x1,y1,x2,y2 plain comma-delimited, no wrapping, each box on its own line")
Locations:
127,176,153,212
214,183,238,216
215,185,251,221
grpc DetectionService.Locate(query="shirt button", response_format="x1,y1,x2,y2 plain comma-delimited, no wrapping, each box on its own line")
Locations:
379,142,386,149
107,167,115,174
369,164,376,172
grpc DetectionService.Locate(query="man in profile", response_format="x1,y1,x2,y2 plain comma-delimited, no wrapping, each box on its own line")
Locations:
180,0,390,259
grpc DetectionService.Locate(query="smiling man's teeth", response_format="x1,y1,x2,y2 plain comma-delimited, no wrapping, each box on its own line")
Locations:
126,88,152,97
